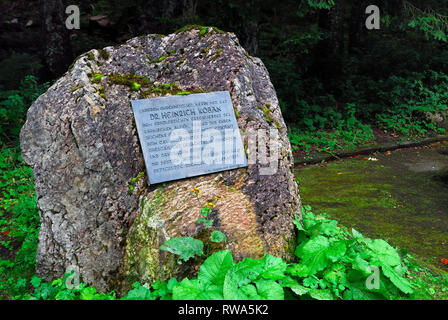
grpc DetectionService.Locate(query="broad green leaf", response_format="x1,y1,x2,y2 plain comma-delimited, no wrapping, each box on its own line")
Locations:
345,270,393,300
123,282,154,300
291,285,310,296
30,276,42,288
260,254,288,280
381,264,413,294
239,284,258,299
327,240,347,262
295,235,331,274
367,239,401,267
293,214,305,231
222,257,271,299
196,289,224,300
351,228,363,238
286,263,310,277
160,237,204,263
230,258,265,283
210,230,227,243
309,288,334,300
223,268,251,300
172,278,204,300
196,218,213,228
323,263,347,285
285,279,310,296
80,287,97,300
303,276,319,288
255,279,284,300
198,250,233,286
343,282,380,300
352,254,371,274
308,219,338,237
166,278,179,291
201,207,211,217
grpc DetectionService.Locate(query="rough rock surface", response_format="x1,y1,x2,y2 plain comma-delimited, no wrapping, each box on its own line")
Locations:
20,27,301,293
426,110,448,130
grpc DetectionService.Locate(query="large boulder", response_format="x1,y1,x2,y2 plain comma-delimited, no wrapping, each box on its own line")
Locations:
20,26,301,293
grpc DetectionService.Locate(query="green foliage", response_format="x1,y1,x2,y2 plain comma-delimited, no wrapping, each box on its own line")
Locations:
128,171,145,195
259,1,448,151
91,73,105,84
210,230,227,243
404,255,448,300
288,67,448,155
149,206,418,301
11,202,447,300
291,206,414,299
0,76,47,146
123,278,179,300
160,237,204,264
0,54,43,90
374,70,448,136
108,73,151,88
196,217,213,228
408,16,447,41
0,147,39,299
306,0,334,10
404,1,448,42
130,82,141,91
288,103,374,156
22,273,116,300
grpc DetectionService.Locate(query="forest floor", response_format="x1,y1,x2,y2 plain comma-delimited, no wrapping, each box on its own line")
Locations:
295,141,448,275
292,127,448,165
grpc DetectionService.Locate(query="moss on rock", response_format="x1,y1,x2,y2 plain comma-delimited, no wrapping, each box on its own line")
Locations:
124,187,179,286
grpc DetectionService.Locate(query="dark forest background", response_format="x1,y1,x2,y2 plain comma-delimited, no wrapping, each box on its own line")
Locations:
1,0,448,300
1,0,448,151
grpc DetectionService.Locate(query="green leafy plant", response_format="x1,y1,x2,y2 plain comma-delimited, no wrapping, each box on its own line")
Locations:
0,76,47,146
210,230,227,243
160,237,204,264
289,206,413,299
0,147,39,299
288,103,374,156
15,204,448,300
306,0,334,10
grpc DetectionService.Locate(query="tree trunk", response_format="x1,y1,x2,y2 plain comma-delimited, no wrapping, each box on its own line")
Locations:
181,0,197,21
135,0,157,34
327,0,346,57
42,0,72,77
163,0,178,19
348,0,369,53
240,0,261,56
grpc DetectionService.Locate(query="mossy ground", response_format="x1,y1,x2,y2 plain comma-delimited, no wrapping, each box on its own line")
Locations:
295,144,448,275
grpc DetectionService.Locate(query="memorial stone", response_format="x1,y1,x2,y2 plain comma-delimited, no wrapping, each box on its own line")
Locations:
20,27,301,293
